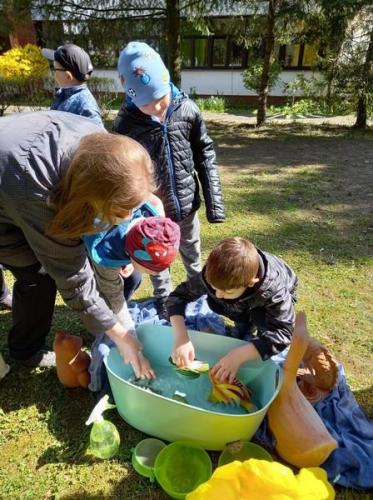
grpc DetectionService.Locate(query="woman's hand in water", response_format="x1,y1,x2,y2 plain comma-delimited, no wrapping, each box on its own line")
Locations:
106,323,155,379
138,351,156,380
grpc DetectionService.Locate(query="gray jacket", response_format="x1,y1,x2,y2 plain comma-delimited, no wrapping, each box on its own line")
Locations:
0,111,127,334
167,249,298,360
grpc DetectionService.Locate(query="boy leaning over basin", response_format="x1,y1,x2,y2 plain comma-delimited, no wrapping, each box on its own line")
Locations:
113,41,225,319
167,237,298,382
42,43,103,127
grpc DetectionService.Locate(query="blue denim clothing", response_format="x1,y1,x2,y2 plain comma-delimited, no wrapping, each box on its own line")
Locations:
51,84,103,127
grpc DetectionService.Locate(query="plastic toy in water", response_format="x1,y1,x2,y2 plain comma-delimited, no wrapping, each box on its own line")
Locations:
128,376,163,395
186,458,335,500
169,357,209,379
172,390,189,404
85,395,120,459
208,372,258,413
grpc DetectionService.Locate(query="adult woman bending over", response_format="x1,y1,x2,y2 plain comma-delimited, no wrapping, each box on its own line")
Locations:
0,110,155,379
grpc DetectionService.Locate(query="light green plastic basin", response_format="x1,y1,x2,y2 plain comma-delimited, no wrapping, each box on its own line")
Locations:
104,325,282,451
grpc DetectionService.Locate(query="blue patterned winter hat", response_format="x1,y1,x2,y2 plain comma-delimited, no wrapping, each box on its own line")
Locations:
117,42,170,107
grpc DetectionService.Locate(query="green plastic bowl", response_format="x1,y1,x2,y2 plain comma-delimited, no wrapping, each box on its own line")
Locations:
218,441,273,467
154,442,212,499
131,438,166,480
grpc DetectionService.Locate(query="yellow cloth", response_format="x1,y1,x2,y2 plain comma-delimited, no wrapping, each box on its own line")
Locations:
187,459,335,500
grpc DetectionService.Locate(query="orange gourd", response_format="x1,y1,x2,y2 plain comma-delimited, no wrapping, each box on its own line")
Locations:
53,331,91,388
267,312,337,468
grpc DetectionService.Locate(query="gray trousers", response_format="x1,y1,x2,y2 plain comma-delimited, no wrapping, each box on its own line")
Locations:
150,211,202,299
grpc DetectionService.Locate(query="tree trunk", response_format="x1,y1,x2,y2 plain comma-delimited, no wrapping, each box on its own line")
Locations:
353,28,373,129
354,94,367,129
257,0,277,127
166,0,181,87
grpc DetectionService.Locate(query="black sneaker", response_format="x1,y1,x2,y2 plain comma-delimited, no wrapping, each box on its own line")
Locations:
11,349,56,368
156,298,169,321
0,292,12,310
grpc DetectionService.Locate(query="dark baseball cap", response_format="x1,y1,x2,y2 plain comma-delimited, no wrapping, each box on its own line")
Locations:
42,43,93,81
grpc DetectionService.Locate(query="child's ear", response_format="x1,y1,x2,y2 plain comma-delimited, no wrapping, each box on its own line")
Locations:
66,70,74,82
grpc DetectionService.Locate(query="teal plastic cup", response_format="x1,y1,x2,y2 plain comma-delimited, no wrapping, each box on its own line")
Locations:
131,438,166,481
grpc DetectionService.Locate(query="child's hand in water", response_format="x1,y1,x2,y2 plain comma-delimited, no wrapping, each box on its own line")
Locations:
211,351,242,383
212,343,261,382
172,339,195,368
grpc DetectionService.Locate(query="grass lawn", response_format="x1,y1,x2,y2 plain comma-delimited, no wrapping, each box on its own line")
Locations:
0,121,372,499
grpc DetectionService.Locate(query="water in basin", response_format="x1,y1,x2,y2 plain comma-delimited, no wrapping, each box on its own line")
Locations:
127,365,258,415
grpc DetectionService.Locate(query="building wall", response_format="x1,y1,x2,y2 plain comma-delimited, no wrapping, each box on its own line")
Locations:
94,67,316,97
181,69,313,96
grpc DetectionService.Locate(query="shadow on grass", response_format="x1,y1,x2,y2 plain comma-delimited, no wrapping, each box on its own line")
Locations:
0,305,147,470
202,167,371,264
208,121,373,141
208,122,373,175
59,476,167,500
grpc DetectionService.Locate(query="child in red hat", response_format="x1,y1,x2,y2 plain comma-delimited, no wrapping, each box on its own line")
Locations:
84,214,180,276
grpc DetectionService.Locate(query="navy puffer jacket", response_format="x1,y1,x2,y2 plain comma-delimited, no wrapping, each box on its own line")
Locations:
113,85,225,223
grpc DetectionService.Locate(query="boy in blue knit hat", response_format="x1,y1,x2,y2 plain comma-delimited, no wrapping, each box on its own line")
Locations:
113,41,225,319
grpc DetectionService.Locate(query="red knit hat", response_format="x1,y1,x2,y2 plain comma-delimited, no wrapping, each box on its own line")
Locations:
125,217,180,273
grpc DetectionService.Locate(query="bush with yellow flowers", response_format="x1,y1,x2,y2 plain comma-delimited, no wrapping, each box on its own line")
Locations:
0,44,51,116
0,43,49,79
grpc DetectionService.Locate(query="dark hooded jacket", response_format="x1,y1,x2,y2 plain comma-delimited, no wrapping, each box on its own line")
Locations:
167,249,298,360
113,84,225,223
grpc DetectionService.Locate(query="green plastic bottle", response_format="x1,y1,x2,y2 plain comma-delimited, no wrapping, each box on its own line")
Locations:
85,395,120,459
